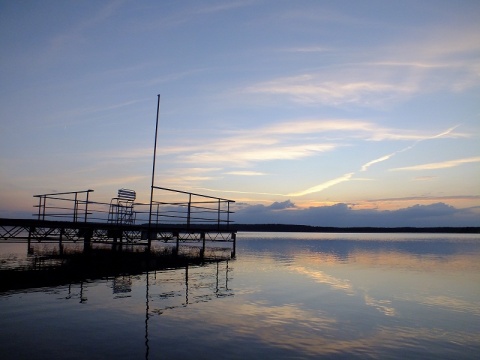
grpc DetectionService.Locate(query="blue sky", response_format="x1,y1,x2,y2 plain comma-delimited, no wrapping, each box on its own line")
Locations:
1,0,479,226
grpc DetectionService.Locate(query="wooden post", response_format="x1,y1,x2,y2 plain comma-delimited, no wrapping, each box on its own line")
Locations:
83,227,92,253
119,227,123,252
175,232,180,256
59,228,64,255
27,226,34,254
74,192,78,222
200,232,206,259
231,232,236,258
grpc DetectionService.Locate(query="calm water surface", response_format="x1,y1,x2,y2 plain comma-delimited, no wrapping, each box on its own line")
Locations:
1,232,479,359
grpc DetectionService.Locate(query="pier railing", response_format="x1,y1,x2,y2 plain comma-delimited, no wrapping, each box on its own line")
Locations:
32,188,234,229
34,190,94,222
145,186,234,230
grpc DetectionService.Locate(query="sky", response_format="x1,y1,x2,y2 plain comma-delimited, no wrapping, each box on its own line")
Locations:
0,0,479,227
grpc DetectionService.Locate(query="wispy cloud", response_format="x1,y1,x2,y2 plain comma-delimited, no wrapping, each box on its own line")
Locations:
264,119,374,135
280,125,463,197
413,176,436,181
361,125,461,171
366,195,480,202
245,74,414,107
226,171,267,176
361,154,396,172
90,175,148,188
181,143,337,165
152,119,468,197
288,173,355,197
193,187,286,197
391,156,480,171
243,19,480,108
160,120,466,171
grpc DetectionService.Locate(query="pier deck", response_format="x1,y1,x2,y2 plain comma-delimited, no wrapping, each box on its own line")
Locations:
0,217,236,257
0,187,236,258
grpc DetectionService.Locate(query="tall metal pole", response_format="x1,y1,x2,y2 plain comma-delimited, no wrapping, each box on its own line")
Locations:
148,94,161,250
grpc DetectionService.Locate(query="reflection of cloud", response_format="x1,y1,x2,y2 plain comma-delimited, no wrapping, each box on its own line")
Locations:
410,295,480,316
289,265,354,294
289,265,396,316
364,295,396,316
171,290,480,357
345,250,480,273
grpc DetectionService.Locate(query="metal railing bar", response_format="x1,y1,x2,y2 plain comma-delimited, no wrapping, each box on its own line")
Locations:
152,186,235,202
33,190,94,197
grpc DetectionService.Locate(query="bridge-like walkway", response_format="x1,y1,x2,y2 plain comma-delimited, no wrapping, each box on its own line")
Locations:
0,188,236,257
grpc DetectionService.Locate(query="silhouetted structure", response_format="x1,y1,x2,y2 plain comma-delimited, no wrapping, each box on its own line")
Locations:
0,187,236,258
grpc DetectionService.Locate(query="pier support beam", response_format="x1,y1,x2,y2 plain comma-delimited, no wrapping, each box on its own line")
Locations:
59,228,64,255
174,232,180,256
83,228,92,254
200,232,206,259
231,232,236,258
27,226,34,255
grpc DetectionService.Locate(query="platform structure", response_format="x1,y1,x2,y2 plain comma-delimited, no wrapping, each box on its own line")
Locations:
0,188,236,258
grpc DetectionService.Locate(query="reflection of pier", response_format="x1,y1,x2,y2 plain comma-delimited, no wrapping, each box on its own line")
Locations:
0,244,232,293
0,186,236,258
0,96,237,358
0,251,232,360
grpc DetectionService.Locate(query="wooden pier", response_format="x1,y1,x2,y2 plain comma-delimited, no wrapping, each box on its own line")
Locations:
1,96,236,260
0,187,236,259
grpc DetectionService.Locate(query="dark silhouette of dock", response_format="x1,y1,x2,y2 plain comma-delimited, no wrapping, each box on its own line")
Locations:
0,187,236,259
1,96,236,264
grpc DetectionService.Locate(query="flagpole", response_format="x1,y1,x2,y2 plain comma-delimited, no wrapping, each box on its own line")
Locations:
148,94,160,250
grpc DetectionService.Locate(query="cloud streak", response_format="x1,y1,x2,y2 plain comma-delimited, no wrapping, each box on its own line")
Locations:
225,171,266,176
246,75,414,107
160,120,467,171
288,173,355,197
287,125,463,197
360,125,462,172
391,156,480,171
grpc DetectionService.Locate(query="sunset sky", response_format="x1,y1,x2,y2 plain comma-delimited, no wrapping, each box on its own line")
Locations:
1,1,479,226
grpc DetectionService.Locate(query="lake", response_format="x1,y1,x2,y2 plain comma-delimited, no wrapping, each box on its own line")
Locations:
1,232,479,359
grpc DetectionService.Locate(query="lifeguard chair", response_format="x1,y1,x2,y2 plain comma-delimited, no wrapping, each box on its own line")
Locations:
108,188,136,225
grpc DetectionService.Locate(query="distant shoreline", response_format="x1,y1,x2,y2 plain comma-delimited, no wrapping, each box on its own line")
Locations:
232,224,480,234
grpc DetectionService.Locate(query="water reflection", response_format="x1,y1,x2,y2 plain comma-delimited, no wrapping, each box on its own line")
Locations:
0,254,232,360
1,234,479,359
225,234,480,358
